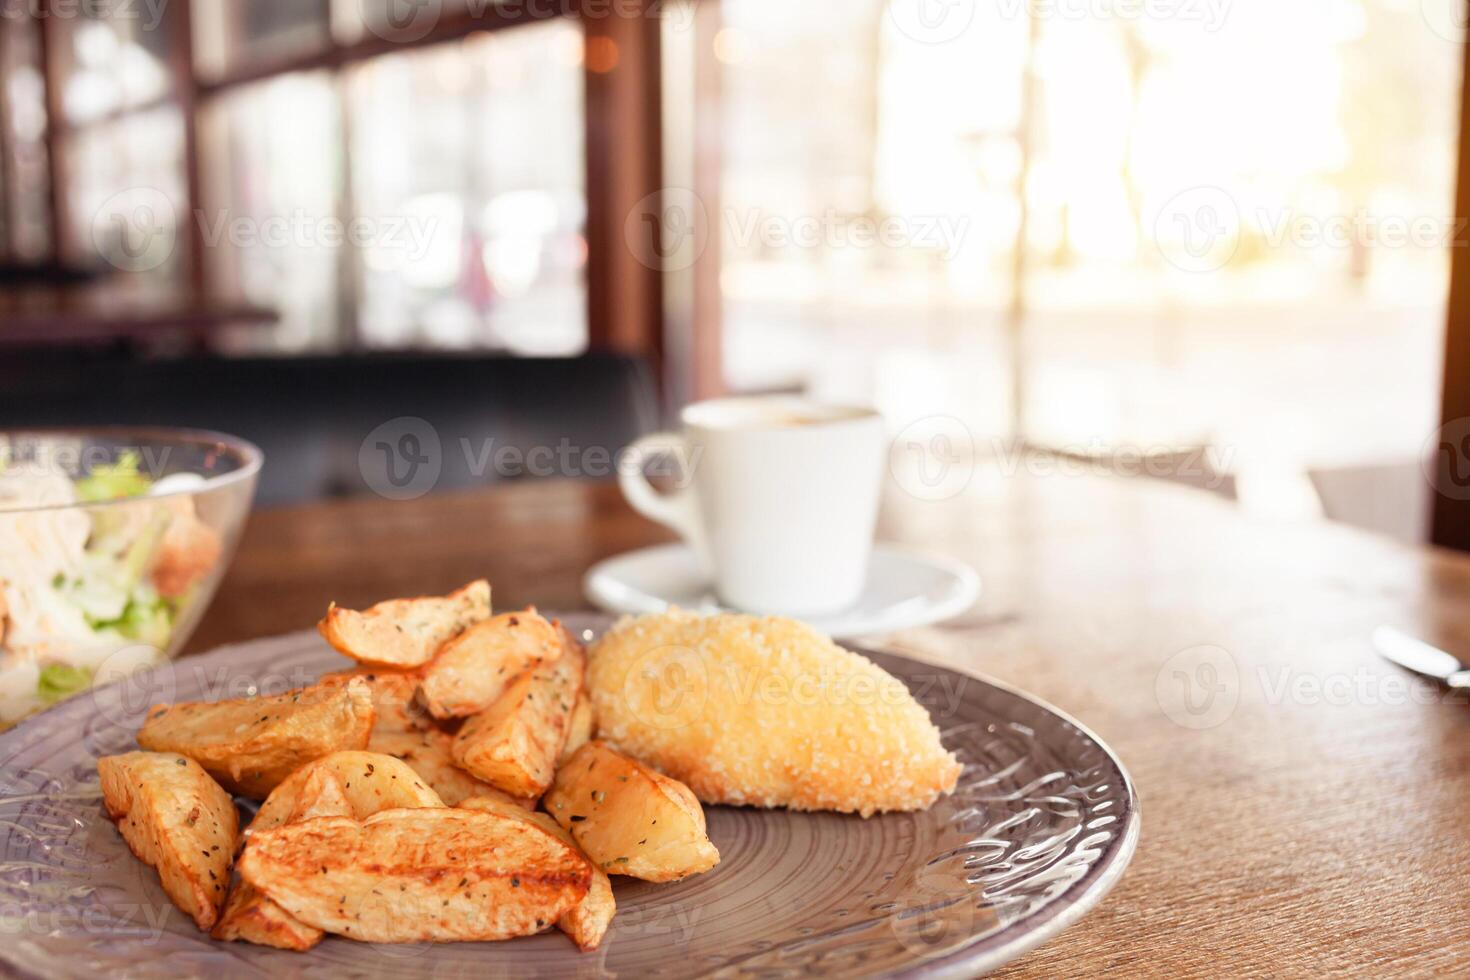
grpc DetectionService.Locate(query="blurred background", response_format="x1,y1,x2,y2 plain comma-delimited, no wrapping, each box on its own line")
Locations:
0,0,1467,545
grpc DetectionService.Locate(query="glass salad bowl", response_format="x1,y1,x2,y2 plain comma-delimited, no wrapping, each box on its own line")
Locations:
0,428,261,727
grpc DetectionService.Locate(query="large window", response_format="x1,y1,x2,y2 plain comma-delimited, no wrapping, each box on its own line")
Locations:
193,0,330,81
1,13,52,262
50,4,174,124
18,1,589,353
65,104,186,282
714,0,1461,534
6,0,1462,531
347,24,586,352
198,72,343,351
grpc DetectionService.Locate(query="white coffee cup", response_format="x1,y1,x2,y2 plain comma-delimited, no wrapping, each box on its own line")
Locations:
619,396,886,616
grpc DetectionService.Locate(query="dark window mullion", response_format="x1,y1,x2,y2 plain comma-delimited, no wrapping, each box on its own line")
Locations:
334,65,361,350
169,0,205,295
0,17,15,261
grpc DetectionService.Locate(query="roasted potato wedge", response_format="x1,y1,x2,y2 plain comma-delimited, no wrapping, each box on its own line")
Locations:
238,807,591,943
317,667,429,734
452,639,585,798
459,796,615,951
366,729,537,808
286,766,355,822
247,751,444,844
213,768,354,950
561,691,595,764
418,609,563,719
98,752,238,931
213,880,323,951
546,741,719,883
318,579,491,668
137,678,375,799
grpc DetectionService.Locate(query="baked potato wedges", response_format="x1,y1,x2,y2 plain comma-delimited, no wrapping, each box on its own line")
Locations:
562,691,595,764
238,807,591,943
545,741,719,883
316,667,429,735
283,766,355,822
245,750,444,843
137,678,375,798
213,879,325,951
418,609,563,719
459,796,615,952
213,767,356,950
451,639,585,798
317,579,490,669
98,752,239,931
365,730,533,807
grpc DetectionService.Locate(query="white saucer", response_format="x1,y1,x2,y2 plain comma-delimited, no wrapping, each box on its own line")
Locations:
583,543,981,638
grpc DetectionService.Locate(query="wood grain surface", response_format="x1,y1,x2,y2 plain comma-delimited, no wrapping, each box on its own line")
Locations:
190,461,1470,976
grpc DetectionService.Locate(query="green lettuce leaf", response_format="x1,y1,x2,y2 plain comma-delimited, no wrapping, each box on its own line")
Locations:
37,665,94,705
75,451,152,502
88,596,175,649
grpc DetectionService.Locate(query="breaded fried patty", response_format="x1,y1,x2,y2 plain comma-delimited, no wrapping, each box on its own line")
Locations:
587,611,961,817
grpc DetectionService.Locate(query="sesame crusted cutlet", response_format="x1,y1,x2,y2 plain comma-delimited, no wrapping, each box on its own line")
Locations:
586,611,962,818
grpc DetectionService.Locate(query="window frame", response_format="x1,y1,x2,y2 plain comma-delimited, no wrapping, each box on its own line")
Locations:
1431,34,1470,549
19,0,675,381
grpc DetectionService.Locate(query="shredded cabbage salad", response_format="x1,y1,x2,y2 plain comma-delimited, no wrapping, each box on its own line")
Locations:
0,452,222,725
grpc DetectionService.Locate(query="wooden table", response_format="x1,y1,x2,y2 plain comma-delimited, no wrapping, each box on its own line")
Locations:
190,462,1470,976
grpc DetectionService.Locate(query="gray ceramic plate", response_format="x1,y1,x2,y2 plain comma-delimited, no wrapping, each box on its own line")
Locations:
0,614,1138,979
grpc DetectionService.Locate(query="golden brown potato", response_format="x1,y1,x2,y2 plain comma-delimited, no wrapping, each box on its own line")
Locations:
238,807,591,943
317,667,459,817
459,796,615,952
364,730,532,807
213,768,354,951
317,579,491,669
246,751,444,844
451,640,585,798
212,880,323,951
137,679,375,799
418,609,563,719
561,691,595,764
588,611,962,816
545,741,719,883
285,766,355,822
316,667,429,734
98,752,238,931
